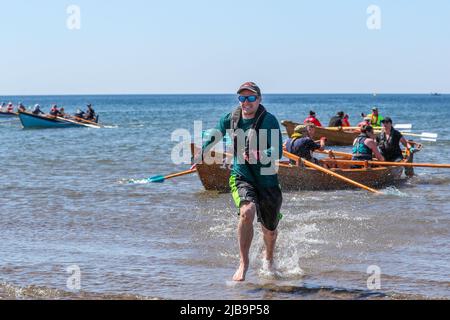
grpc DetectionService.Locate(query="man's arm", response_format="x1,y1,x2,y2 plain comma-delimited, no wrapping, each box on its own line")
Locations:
366,139,385,161
400,136,412,150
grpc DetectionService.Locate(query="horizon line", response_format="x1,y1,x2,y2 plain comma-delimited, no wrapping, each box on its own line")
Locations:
1,92,448,97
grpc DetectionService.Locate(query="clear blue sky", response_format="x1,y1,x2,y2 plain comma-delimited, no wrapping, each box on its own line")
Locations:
1,0,449,95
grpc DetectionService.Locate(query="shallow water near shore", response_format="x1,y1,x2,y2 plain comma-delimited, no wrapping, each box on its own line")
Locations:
1,94,449,300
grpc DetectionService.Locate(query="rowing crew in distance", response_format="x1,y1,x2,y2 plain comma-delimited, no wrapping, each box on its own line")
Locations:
21,103,99,124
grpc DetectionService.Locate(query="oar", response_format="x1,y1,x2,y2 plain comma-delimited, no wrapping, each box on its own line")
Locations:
72,116,100,125
315,149,353,159
148,169,197,183
283,151,381,194
56,116,100,128
399,132,438,142
321,159,450,169
325,124,412,131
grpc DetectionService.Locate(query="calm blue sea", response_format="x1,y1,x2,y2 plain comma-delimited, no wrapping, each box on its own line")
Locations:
0,94,449,299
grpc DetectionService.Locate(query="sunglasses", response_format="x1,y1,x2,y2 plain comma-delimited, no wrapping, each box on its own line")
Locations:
238,95,258,103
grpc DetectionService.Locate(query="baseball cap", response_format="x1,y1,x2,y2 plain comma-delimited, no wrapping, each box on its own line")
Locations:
237,82,261,96
294,125,307,133
372,107,378,111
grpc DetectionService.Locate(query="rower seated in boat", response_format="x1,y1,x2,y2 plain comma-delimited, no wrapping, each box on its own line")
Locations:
304,110,322,127
49,104,60,117
32,104,45,115
351,125,384,166
328,111,345,127
285,123,326,165
18,103,26,112
85,104,96,120
74,109,85,119
7,102,14,113
342,114,351,127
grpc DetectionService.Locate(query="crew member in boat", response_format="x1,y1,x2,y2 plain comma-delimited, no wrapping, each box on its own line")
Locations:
342,114,351,127
328,111,345,127
17,103,26,112
74,109,85,119
7,102,14,113
303,110,322,127
377,117,412,162
285,123,326,165
367,107,384,127
352,125,384,161
0,102,5,111
32,104,45,115
49,104,60,116
85,104,96,121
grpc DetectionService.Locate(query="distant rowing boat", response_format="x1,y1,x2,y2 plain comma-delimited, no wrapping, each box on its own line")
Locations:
282,120,359,146
191,144,416,192
18,111,101,129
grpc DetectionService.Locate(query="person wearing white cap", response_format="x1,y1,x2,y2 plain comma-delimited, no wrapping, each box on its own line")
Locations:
32,104,44,115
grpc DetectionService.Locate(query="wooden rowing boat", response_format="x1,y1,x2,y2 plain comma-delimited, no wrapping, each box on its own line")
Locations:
191,144,413,192
281,120,359,145
18,111,101,129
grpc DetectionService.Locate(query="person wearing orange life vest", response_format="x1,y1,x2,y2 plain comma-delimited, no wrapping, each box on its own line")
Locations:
342,114,351,127
303,110,322,127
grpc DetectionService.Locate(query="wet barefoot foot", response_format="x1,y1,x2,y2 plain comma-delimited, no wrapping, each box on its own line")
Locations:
262,259,275,272
232,263,248,282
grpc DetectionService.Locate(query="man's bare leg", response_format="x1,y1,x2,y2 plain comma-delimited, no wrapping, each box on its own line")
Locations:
262,225,278,272
232,202,256,281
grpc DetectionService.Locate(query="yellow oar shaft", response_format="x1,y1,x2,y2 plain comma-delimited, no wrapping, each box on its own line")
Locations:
165,169,197,180
315,149,353,159
283,151,381,194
